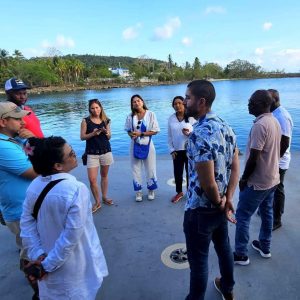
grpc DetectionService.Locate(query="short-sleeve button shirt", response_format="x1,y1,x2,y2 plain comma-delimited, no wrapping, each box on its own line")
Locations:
185,112,237,210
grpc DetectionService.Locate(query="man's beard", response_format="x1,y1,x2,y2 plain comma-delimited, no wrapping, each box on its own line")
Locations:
185,107,196,118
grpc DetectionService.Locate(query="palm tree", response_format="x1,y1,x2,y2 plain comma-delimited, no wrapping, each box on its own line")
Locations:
0,48,9,67
12,49,24,60
72,59,84,82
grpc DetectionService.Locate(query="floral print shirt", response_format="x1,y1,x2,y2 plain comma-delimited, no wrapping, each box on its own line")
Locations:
185,111,237,210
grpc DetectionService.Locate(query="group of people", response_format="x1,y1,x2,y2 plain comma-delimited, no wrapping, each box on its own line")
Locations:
83,93,195,208
0,77,294,300
182,80,293,300
0,79,108,300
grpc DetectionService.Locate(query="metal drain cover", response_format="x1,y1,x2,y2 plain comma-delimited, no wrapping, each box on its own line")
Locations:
170,248,188,264
161,243,189,269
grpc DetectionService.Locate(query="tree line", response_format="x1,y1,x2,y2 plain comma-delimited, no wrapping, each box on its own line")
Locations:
0,48,296,89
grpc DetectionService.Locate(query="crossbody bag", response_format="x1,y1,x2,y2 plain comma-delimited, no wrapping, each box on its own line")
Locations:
32,179,65,220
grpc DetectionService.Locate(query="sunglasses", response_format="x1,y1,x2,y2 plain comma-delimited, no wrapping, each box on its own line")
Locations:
136,120,142,129
89,99,102,106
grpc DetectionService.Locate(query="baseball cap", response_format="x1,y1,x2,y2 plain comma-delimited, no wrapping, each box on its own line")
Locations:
0,102,30,119
4,78,29,91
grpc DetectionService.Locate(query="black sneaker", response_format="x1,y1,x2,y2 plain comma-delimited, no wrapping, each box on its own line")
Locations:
272,222,282,231
251,240,271,258
233,252,250,265
214,277,234,300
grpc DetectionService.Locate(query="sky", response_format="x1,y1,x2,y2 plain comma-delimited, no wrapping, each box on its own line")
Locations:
1,0,300,72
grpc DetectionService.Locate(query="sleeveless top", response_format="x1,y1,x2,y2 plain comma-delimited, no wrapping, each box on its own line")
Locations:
85,117,111,155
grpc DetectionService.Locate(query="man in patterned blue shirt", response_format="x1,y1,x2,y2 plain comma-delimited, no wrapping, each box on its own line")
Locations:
183,80,239,300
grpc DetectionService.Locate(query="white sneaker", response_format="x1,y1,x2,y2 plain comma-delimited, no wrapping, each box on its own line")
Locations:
136,191,143,202
148,190,155,200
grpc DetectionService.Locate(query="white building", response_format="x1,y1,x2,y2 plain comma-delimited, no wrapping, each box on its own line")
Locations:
108,67,130,77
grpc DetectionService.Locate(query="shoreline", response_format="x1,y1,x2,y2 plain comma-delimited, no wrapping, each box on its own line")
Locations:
0,81,187,95
1,76,297,95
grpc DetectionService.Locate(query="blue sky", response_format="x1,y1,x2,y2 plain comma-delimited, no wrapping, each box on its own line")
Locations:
1,0,300,72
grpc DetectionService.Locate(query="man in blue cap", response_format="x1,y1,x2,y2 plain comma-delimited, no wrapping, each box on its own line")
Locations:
5,78,44,139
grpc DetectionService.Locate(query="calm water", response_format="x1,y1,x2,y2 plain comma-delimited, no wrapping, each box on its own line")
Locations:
1,77,299,155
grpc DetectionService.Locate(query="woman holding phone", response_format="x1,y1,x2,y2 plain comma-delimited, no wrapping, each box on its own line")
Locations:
168,96,196,203
80,99,114,213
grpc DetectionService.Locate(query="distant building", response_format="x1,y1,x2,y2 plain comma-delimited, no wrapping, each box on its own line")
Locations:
108,67,130,77
139,77,158,83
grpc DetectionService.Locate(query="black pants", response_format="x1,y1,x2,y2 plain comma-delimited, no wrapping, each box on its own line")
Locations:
273,168,287,225
173,150,188,193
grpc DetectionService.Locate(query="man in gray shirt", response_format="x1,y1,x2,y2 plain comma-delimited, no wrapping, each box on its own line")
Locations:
234,90,281,265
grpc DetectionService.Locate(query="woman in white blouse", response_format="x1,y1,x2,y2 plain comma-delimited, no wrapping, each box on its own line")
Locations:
124,94,160,202
20,136,108,300
168,96,196,203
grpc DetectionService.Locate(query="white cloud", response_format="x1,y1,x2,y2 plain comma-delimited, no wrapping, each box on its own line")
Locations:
255,48,264,55
41,34,75,49
56,34,75,48
21,35,75,58
263,22,272,31
122,23,142,40
182,37,192,46
205,6,226,14
253,48,300,72
254,57,263,65
41,39,51,49
277,48,300,61
153,17,181,40
22,48,45,58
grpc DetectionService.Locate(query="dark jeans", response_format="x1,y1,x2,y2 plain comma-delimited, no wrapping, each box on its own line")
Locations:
273,168,287,224
173,150,188,193
184,208,234,300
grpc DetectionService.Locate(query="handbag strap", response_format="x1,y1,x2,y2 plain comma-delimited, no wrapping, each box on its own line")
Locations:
32,179,65,220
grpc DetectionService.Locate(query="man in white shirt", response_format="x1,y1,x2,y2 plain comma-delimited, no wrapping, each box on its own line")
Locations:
268,89,293,231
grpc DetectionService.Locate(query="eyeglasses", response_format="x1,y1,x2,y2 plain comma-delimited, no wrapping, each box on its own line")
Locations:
68,149,76,158
136,120,142,129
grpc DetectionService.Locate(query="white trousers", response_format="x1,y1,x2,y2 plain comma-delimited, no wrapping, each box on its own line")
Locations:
130,141,158,191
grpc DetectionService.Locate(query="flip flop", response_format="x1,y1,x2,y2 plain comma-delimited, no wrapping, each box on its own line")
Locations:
103,198,114,206
92,203,101,213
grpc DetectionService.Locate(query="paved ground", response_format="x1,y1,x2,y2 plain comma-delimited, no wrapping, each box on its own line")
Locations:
1,153,300,300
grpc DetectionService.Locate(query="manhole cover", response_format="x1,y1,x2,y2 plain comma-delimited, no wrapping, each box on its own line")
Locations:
170,248,188,264
167,178,186,187
161,243,189,269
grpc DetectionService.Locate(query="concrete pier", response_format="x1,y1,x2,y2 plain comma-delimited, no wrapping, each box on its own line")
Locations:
1,153,300,300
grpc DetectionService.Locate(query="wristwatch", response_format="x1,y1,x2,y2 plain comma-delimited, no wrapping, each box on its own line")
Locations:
141,133,145,137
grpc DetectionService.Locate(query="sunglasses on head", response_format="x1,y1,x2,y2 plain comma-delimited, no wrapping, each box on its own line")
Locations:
89,99,101,105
